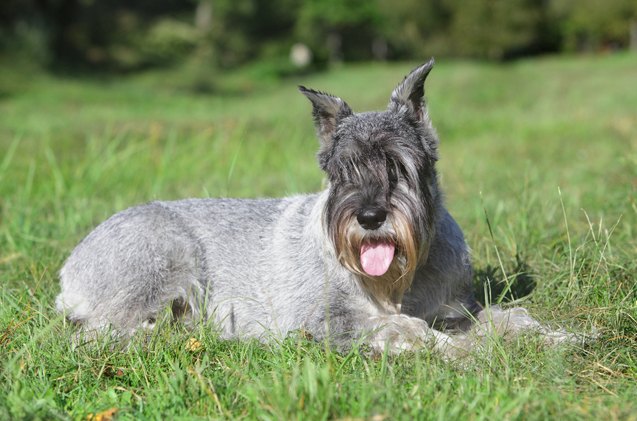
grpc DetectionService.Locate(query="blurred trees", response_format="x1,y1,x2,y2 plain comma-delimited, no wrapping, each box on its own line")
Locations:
445,0,547,59
210,0,300,68
0,0,200,69
1,0,635,71
295,0,382,63
550,0,637,51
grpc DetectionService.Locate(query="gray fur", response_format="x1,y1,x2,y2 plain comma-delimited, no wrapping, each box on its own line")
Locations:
57,60,579,356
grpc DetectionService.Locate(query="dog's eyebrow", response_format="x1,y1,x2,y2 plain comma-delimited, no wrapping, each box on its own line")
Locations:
383,149,423,186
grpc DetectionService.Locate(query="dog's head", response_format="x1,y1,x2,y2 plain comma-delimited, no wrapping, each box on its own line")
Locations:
300,60,441,286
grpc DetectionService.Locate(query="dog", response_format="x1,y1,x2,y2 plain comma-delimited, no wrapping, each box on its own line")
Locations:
56,59,576,357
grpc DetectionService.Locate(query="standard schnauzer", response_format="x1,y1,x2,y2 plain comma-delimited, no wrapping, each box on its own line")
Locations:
57,59,575,356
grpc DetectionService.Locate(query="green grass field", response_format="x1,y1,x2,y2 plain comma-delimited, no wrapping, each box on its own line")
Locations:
1,53,636,420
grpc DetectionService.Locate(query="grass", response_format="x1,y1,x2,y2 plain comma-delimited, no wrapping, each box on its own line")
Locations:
1,53,636,420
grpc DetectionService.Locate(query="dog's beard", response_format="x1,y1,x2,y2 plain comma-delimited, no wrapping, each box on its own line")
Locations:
330,209,420,306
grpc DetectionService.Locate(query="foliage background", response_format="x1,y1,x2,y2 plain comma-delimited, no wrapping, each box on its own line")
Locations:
2,0,637,73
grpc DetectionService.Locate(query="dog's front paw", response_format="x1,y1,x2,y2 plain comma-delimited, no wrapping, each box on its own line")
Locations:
366,314,428,353
365,314,460,356
474,306,541,336
473,305,596,346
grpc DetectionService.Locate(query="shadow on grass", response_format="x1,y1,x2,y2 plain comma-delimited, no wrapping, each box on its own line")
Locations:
473,254,537,305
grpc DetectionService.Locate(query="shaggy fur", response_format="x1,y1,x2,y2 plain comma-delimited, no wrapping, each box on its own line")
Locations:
57,59,577,356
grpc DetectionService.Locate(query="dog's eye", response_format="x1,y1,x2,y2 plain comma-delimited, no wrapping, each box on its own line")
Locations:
388,161,405,184
388,167,398,184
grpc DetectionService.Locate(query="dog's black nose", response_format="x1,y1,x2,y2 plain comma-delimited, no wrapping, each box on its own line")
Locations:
357,208,387,230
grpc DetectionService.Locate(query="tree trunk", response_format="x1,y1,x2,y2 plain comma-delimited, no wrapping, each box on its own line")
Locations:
195,1,213,33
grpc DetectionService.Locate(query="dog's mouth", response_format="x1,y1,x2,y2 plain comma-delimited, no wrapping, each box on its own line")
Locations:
360,240,395,277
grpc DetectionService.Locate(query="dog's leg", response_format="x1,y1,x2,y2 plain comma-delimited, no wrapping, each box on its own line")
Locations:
57,203,205,336
403,209,481,328
471,305,584,345
362,314,468,357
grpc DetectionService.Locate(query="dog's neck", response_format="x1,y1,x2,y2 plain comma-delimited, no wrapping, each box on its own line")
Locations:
357,267,415,314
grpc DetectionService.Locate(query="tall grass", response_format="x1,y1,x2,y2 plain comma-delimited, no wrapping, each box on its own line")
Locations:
0,53,635,420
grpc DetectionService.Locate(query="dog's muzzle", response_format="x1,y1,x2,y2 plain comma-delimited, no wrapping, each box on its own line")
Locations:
354,207,396,276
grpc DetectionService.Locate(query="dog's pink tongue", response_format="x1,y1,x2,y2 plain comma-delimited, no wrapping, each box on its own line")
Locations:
360,241,395,276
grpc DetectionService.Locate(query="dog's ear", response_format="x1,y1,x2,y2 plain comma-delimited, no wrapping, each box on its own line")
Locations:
299,86,353,147
387,58,434,123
